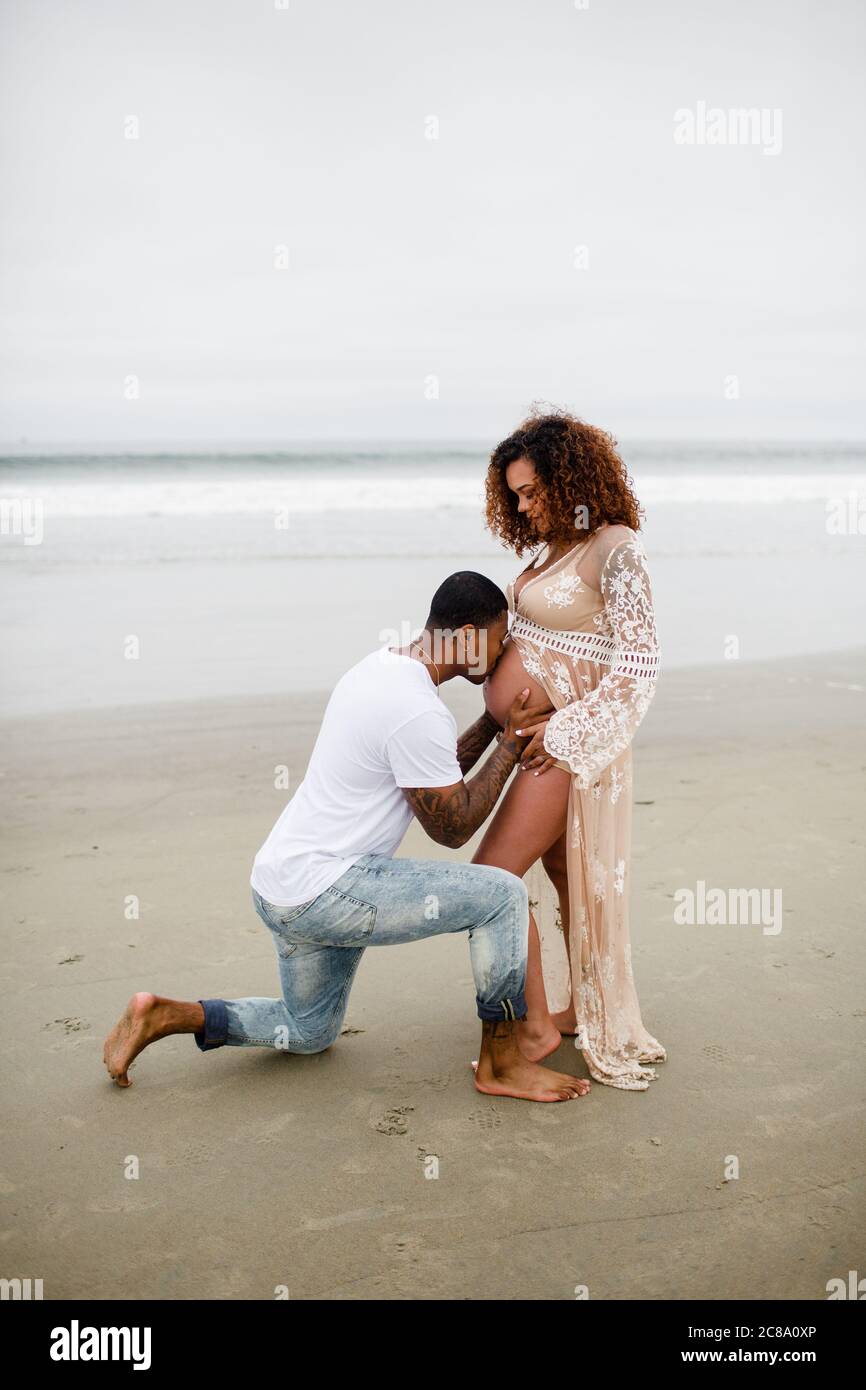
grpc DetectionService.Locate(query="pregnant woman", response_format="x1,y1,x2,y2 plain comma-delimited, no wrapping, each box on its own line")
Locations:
477,410,666,1090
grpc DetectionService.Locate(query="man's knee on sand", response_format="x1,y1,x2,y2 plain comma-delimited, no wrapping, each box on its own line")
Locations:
277,1020,342,1055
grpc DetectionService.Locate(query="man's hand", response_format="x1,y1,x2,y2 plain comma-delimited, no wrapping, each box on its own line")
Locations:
503,688,554,752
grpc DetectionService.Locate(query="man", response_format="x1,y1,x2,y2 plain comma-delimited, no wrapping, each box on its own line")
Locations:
103,571,588,1103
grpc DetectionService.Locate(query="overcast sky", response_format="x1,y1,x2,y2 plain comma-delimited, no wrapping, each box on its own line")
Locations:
1,0,863,443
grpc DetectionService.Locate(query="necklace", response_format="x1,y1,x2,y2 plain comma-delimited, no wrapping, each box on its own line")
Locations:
409,641,441,696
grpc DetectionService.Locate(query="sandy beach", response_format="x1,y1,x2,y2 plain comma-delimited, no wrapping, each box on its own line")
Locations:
2,646,864,1301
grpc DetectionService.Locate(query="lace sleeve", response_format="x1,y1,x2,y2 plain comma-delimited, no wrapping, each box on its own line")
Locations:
542,535,660,787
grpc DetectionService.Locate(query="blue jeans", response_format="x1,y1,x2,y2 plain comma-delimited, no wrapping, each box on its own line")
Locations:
194,853,529,1054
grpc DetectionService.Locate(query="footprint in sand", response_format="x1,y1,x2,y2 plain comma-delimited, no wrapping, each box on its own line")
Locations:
44,1017,90,1035
373,1105,414,1135
421,1073,454,1091
702,1043,731,1063
467,1109,502,1131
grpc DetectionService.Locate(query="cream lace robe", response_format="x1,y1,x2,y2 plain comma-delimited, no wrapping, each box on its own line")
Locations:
508,524,666,1090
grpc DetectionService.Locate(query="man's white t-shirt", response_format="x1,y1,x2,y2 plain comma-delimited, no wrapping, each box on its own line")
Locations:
250,649,464,907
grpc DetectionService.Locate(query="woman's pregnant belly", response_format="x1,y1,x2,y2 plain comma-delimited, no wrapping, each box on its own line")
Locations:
484,636,550,728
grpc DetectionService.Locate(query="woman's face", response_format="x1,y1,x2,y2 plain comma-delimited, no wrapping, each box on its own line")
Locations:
505,456,549,538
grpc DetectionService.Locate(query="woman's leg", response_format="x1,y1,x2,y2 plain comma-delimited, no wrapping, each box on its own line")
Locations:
541,832,577,1033
472,761,573,1064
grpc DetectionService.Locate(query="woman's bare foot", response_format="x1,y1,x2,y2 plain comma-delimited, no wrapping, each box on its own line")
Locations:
103,992,204,1087
474,1019,590,1102
516,1017,563,1062
551,1007,578,1037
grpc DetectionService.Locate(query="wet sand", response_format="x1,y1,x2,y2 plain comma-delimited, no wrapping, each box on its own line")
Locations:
1,648,864,1299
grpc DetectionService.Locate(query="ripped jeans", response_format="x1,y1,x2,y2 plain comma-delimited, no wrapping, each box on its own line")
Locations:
194,853,529,1055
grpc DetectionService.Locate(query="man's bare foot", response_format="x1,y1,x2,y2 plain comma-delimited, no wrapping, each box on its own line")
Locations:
551,1007,578,1037
475,1018,590,1103
103,992,204,1087
516,1017,563,1062
472,1058,590,1101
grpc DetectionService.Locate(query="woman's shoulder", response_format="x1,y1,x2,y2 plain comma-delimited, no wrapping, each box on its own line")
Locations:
585,525,649,587
599,522,637,546
590,523,639,562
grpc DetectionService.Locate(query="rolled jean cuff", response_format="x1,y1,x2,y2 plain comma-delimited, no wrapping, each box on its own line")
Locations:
476,992,527,1023
194,998,229,1051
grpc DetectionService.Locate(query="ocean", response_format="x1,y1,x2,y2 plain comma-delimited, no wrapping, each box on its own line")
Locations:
1,442,864,716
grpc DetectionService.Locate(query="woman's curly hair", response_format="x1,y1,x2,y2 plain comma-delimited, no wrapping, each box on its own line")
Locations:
484,406,643,556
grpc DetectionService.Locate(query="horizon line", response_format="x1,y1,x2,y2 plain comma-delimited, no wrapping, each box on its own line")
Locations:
2,436,865,452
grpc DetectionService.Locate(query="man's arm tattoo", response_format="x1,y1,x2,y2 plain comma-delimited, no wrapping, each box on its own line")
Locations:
456,709,502,776
403,733,521,848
